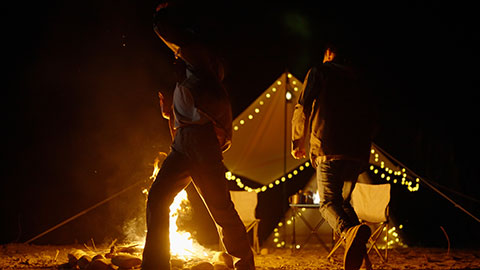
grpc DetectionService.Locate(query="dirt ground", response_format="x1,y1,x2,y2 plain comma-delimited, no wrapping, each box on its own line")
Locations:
1,243,479,270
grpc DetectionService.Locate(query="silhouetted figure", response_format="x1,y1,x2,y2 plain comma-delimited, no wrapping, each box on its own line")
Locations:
141,2,255,269
291,44,377,270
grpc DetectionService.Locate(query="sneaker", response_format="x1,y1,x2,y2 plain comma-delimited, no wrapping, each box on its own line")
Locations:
343,224,371,270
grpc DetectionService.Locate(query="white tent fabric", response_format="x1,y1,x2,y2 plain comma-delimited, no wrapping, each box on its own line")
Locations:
223,72,308,185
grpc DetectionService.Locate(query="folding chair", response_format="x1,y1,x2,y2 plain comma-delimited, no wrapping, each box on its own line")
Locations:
326,182,391,262
229,191,261,254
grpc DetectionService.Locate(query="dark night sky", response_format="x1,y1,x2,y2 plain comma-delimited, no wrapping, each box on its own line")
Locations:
2,1,479,246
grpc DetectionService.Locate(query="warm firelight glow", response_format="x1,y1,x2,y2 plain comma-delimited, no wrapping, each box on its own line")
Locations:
148,155,211,261
169,190,210,260
150,155,163,180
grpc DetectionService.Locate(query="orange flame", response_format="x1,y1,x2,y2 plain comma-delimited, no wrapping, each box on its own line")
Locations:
169,190,210,260
146,154,212,260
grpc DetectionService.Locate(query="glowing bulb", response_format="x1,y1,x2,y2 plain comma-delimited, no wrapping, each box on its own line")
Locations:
277,80,282,85
272,87,277,92
234,126,239,131
259,101,264,105
254,108,260,113
285,91,292,100
248,114,253,119
266,93,271,98
287,73,292,78
239,120,245,125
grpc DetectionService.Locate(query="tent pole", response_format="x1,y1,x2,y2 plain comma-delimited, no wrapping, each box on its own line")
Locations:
373,143,480,224
283,70,288,246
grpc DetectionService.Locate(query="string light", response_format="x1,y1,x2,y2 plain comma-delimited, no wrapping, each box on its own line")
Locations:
370,148,420,192
225,160,312,193
232,72,301,132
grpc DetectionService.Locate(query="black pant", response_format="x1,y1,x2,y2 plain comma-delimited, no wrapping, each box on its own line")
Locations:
142,123,255,269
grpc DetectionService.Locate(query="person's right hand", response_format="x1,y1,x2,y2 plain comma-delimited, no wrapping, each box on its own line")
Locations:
291,148,306,159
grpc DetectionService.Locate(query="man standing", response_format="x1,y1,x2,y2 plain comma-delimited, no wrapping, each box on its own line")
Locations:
291,45,377,270
142,2,255,269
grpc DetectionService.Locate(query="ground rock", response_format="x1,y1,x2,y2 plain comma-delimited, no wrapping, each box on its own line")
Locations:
213,251,233,268
88,258,114,270
111,253,142,268
171,258,186,268
191,261,214,270
78,255,92,269
68,249,88,266
92,254,105,261
213,262,230,270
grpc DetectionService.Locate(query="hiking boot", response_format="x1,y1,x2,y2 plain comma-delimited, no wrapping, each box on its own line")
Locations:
343,224,371,270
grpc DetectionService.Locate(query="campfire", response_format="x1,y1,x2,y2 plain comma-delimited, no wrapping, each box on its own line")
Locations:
61,156,232,269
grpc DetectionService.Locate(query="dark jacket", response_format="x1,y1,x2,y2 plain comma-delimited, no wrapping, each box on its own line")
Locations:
292,61,377,166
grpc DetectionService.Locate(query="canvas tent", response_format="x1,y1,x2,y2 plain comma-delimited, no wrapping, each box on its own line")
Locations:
223,72,308,186
222,71,403,188
222,72,422,249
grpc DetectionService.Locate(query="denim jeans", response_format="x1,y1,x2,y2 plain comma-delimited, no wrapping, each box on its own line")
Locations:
316,159,366,235
142,123,254,270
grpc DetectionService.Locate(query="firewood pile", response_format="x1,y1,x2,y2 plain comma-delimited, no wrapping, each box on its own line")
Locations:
58,243,234,270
